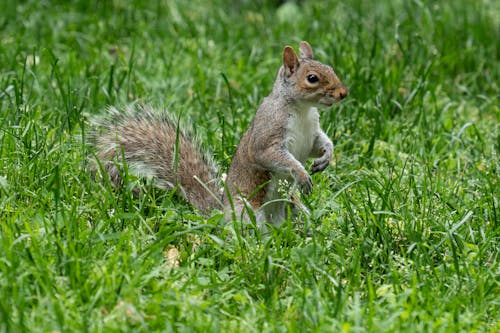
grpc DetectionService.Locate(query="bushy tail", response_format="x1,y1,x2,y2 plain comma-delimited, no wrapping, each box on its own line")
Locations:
91,105,222,213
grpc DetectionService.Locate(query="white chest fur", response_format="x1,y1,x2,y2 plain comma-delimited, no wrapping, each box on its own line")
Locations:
285,106,319,163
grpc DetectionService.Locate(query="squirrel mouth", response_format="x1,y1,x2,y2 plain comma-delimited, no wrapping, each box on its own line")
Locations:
319,100,336,107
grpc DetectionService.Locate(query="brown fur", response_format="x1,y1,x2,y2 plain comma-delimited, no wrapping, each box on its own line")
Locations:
93,106,221,213
223,41,347,224
92,41,347,227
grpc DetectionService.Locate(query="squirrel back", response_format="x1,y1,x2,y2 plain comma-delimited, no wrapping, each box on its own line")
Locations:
92,105,221,213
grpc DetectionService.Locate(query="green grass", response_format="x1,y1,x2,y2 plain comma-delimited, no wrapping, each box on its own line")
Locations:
0,0,499,331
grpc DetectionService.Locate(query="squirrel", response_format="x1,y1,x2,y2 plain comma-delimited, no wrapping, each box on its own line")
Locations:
92,41,348,229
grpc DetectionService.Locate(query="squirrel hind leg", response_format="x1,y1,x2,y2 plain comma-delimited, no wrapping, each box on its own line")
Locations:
225,199,269,233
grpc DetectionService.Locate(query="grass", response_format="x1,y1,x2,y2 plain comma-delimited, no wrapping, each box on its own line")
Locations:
0,0,499,331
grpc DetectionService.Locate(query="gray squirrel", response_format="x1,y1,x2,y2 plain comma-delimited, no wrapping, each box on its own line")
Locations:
93,41,348,229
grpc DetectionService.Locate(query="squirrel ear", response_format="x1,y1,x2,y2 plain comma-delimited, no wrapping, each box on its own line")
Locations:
283,46,300,77
299,41,314,59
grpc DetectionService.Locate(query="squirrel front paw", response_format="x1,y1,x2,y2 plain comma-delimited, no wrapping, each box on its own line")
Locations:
312,144,333,174
294,169,313,195
311,154,331,173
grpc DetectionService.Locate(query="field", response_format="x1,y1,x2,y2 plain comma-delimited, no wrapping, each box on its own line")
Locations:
0,0,499,331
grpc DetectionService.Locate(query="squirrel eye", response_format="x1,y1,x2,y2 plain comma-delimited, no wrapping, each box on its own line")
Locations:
307,74,319,83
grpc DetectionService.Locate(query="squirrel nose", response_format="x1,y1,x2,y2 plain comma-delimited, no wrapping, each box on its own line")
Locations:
338,87,348,100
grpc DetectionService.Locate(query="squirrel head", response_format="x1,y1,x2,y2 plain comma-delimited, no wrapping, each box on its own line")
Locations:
280,41,348,107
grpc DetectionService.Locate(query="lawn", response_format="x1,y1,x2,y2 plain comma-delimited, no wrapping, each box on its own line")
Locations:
0,0,498,332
